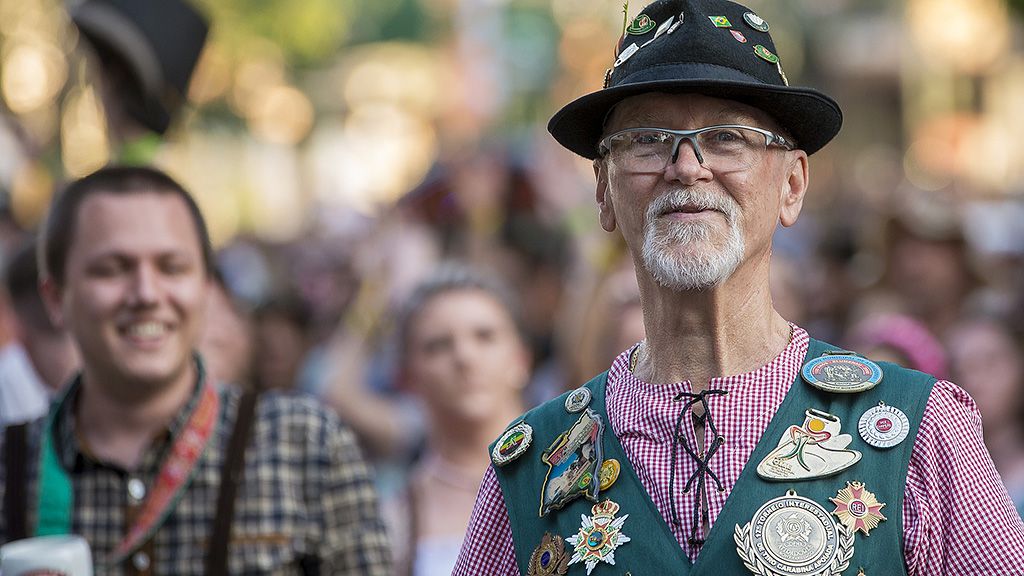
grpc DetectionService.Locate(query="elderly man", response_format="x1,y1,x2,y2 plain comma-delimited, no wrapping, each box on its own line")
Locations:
453,0,1024,574
0,166,392,575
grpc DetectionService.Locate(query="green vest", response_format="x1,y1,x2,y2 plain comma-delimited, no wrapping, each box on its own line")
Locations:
491,339,935,575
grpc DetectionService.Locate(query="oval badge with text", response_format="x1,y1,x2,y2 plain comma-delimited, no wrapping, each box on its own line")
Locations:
801,354,883,393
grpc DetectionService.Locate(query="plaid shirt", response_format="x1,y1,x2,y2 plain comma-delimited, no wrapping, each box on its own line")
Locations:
453,325,1024,575
0,374,392,576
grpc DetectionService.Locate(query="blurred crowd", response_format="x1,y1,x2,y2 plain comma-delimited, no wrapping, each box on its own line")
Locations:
2,0,1024,574
3,142,1024,573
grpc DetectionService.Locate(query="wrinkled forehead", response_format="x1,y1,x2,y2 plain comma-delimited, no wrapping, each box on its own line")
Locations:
604,92,782,134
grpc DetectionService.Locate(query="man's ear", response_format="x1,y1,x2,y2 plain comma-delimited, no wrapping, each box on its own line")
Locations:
38,276,66,330
595,159,617,232
779,150,809,228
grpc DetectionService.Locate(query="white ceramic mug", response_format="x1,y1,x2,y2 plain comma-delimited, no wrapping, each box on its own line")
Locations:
0,535,92,576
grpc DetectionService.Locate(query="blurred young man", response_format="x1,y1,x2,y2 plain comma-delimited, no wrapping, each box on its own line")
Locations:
0,166,391,575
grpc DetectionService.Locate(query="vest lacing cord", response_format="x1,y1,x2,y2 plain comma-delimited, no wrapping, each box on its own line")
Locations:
669,389,728,547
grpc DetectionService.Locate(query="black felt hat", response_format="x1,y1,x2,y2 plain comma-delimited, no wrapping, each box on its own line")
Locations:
548,0,842,159
71,0,209,135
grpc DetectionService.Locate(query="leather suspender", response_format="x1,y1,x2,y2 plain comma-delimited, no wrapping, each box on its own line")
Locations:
3,422,29,542
206,390,259,576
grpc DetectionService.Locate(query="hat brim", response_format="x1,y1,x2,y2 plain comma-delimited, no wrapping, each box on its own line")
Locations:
548,78,842,159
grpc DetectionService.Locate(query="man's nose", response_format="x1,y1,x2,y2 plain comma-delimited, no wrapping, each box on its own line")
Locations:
129,265,161,305
665,137,711,183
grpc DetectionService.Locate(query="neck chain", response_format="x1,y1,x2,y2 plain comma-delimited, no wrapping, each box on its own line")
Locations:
421,453,484,492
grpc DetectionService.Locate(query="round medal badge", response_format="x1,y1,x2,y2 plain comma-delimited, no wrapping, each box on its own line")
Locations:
599,459,621,491
564,387,592,413
735,490,854,576
858,402,910,449
801,354,883,393
492,421,534,466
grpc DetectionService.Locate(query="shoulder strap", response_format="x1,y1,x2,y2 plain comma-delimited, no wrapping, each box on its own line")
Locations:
206,390,258,576
4,422,29,542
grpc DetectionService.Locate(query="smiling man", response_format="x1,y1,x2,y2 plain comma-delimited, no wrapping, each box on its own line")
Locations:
0,166,391,575
453,0,1024,574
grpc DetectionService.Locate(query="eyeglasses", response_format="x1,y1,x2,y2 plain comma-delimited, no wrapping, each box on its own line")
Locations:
598,125,793,173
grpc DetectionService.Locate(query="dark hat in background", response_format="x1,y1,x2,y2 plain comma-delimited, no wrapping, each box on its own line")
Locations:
548,0,842,159
71,0,209,135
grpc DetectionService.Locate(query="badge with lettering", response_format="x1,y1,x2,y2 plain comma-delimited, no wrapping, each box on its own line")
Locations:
743,11,770,32
757,409,862,481
565,387,592,413
858,402,910,449
540,409,605,516
830,481,886,536
527,532,570,576
753,44,779,64
626,13,655,35
734,489,854,576
709,15,732,27
566,500,631,575
598,459,620,491
492,421,533,466
802,353,883,393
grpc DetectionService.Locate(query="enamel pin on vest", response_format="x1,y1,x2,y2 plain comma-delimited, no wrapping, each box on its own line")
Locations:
492,421,533,466
539,408,605,516
830,481,887,536
564,386,592,413
757,409,862,481
527,532,570,576
565,499,631,575
858,402,910,448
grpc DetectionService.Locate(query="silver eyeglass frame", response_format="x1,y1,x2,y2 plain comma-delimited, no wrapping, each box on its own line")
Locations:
598,124,793,172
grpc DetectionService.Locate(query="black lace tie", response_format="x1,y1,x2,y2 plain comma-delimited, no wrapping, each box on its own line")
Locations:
669,388,728,548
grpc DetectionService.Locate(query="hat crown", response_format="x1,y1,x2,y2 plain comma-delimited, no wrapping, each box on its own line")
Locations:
609,0,787,91
547,0,842,160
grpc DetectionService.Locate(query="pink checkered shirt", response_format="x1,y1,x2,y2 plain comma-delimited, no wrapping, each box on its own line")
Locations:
452,325,1024,575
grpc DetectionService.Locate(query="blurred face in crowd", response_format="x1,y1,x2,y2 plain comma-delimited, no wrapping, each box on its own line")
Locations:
403,288,529,426
42,192,209,398
199,281,253,385
947,320,1024,427
595,92,807,291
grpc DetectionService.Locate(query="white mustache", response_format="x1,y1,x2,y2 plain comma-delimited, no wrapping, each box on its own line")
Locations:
645,188,739,224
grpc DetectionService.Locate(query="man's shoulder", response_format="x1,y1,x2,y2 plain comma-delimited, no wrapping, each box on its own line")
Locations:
216,384,350,443
253,389,338,421
491,373,608,446
807,337,938,388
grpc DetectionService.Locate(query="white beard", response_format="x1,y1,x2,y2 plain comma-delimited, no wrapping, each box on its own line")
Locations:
641,188,745,291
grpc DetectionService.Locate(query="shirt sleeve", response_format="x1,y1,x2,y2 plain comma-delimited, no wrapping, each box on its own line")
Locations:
451,464,520,576
316,410,394,576
902,379,1024,574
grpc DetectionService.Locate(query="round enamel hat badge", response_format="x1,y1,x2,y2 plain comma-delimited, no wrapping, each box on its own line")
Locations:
859,402,910,448
801,354,883,393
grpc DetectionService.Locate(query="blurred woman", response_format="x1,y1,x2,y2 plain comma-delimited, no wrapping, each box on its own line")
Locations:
945,317,1024,516
388,262,530,576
